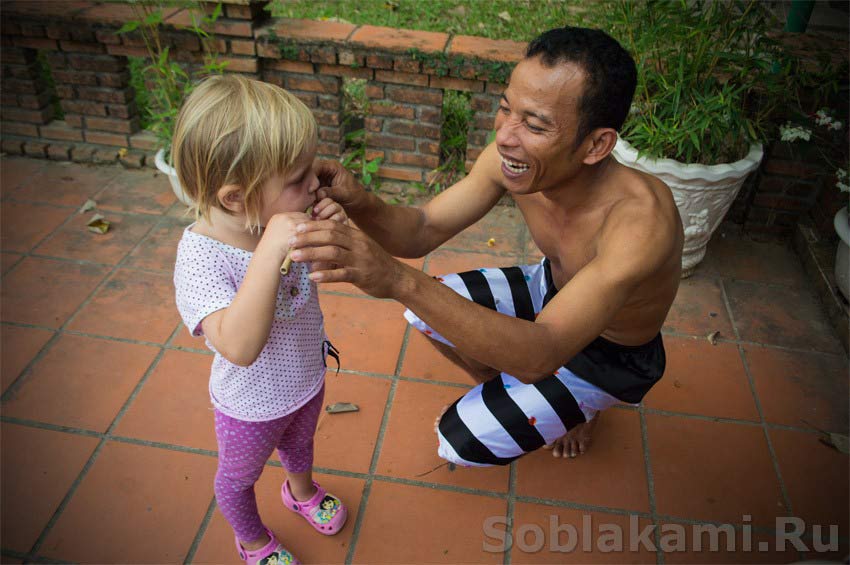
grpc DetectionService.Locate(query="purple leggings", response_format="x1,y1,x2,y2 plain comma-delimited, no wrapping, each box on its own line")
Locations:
214,386,324,542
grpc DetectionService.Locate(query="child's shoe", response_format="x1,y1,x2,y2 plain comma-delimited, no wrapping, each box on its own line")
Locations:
281,479,347,535
235,526,299,565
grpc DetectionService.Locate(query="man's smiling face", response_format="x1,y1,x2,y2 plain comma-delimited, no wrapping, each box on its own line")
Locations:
494,55,589,194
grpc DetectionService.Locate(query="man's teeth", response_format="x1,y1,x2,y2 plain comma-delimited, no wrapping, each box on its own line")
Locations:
502,157,529,173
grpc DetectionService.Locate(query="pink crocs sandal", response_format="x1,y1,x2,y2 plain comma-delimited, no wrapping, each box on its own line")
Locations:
281,480,347,535
235,526,299,565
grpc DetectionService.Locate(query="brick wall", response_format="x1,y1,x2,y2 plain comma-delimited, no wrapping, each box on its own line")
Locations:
0,0,841,236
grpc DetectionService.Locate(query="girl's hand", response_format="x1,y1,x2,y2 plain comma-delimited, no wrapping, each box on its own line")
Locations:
312,196,348,225
259,211,312,261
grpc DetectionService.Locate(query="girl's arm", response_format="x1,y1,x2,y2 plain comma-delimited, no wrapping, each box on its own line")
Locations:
202,212,307,366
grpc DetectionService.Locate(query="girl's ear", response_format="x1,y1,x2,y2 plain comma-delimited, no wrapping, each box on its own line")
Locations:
217,184,244,213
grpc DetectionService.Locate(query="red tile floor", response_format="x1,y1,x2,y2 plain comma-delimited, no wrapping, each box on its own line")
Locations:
1,155,848,564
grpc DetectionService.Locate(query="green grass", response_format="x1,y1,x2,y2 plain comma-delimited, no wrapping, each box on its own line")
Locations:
271,0,599,42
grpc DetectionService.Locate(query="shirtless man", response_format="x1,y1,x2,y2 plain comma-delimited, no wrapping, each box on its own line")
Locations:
289,26,684,464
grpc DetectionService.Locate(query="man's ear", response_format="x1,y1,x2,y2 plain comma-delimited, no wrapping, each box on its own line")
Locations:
582,128,618,165
217,184,244,214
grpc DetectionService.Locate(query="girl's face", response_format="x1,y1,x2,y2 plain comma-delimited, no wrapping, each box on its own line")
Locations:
258,142,320,226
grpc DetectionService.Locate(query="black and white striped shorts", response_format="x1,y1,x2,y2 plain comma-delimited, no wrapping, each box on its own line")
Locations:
404,259,622,467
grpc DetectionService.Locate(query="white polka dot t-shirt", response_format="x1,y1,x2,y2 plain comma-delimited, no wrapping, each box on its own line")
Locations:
174,225,326,422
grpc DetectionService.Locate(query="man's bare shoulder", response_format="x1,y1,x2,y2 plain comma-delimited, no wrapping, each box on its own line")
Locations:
598,163,683,277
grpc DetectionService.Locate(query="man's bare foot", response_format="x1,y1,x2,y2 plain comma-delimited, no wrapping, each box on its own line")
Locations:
543,414,598,459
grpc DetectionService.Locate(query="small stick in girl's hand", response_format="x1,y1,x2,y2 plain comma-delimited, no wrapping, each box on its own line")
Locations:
280,205,313,275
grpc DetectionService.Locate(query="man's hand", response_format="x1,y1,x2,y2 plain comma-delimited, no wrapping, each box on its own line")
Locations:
288,219,409,299
314,160,367,212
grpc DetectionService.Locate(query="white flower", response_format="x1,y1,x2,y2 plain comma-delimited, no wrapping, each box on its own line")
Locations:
828,121,843,131
837,168,847,180
779,122,812,142
837,180,850,193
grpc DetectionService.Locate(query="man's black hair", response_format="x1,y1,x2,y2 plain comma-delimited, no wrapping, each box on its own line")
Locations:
526,26,637,147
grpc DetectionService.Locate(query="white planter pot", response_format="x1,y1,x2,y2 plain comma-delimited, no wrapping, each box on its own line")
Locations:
834,207,849,301
612,137,764,277
155,148,192,206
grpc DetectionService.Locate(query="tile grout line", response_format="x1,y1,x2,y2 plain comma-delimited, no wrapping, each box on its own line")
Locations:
21,194,177,561
184,495,218,564
638,405,664,565
342,317,413,564
720,277,801,561
503,461,517,565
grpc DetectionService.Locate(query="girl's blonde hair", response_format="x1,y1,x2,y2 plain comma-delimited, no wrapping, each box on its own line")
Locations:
171,74,318,231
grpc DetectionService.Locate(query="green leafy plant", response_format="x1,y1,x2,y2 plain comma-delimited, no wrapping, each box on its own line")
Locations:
425,90,473,194
341,129,383,189
607,0,846,165
117,2,226,156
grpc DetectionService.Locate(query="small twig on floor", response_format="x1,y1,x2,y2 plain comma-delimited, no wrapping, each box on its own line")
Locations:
415,461,451,477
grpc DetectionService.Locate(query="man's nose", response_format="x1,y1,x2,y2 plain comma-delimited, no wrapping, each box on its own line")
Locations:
495,120,520,147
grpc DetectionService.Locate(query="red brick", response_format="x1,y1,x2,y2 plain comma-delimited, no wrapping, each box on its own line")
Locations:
310,110,339,127
230,39,256,56
76,87,133,104
471,94,498,111
1,139,25,154
67,54,124,72
1,92,18,106
221,56,258,73
129,130,159,151
84,130,129,147
93,147,120,163
212,19,253,37
375,70,429,87
17,91,52,110
386,85,442,106
14,37,57,51
70,28,96,43
365,117,383,132
377,165,423,181
53,69,99,86
366,54,395,70
98,71,130,88
370,103,415,119
162,31,201,52
106,103,136,119
366,133,416,151
1,21,22,37
418,140,441,155
1,106,52,124
45,23,71,40
418,106,442,124
365,149,385,160
467,147,483,161
106,44,150,58
95,29,122,45
119,151,146,168
486,82,506,95
86,116,139,134
386,151,439,168
55,84,76,99
225,4,253,19
2,122,39,137
2,78,43,95
467,130,490,146
256,41,280,59
41,120,84,142
752,194,809,212
318,127,342,142
763,158,822,178
265,59,314,74
429,76,485,93
47,143,73,160
19,22,44,37
308,46,337,65
291,91,317,108
64,114,84,128
23,141,49,157
286,75,339,94
318,96,340,110
338,50,364,66
317,141,342,156
1,47,33,65
4,64,37,81
269,18,356,43
388,122,441,139
390,58,419,74
474,114,495,130
46,52,67,68
350,25,447,53
318,64,373,80
70,144,97,162
59,41,106,54
450,35,527,63
61,100,108,116
365,84,384,99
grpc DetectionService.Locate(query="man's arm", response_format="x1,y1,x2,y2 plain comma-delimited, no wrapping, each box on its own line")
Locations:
317,143,506,258
291,197,676,382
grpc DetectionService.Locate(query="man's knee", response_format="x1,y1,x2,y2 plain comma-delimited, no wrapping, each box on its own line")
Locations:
428,338,500,383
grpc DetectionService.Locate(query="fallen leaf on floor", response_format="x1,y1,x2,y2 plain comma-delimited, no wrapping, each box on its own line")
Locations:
498,10,511,21
448,5,466,16
326,402,359,414
820,432,849,455
487,237,496,247
384,0,399,10
86,214,110,234
118,147,128,158
706,330,720,345
78,199,96,214
673,379,682,388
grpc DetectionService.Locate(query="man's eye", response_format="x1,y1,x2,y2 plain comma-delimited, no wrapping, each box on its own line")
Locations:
527,123,544,132
499,106,510,114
